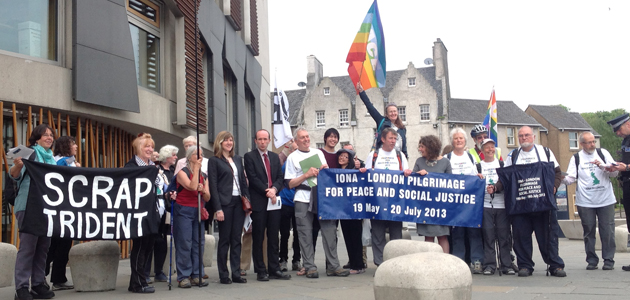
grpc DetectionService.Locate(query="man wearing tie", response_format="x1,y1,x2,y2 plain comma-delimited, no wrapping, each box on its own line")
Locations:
244,129,291,281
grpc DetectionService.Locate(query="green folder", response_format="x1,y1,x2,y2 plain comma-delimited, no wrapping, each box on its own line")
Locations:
299,154,323,187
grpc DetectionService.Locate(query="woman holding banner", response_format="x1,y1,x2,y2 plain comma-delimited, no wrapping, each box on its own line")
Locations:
413,135,452,253
209,131,250,284
356,82,407,158
11,124,57,300
174,147,212,288
337,149,365,274
44,136,79,292
124,133,165,293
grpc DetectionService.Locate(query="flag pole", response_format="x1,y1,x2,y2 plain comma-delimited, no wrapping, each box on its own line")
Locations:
194,0,203,288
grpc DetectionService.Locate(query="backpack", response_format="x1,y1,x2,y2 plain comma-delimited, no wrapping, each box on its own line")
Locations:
476,160,504,174
510,146,551,166
371,147,403,171
446,151,476,166
573,148,606,181
4,151,37,206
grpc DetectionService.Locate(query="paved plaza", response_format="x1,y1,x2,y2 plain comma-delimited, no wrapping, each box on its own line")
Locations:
3,232,630,300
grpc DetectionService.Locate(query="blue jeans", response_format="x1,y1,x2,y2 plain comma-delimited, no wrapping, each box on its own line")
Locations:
173,203,205,281
452,226,484,264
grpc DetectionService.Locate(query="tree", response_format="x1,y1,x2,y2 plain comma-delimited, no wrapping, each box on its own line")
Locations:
581,108,627,161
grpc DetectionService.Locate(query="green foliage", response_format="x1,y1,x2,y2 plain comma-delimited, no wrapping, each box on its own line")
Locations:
558,104,571,112
581,108,627,161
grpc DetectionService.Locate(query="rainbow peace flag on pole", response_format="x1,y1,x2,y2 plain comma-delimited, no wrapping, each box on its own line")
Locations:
483,88,498,145
346,0,386,93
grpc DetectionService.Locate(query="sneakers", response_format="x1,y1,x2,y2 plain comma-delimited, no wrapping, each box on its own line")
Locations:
306,270,319,278
191,277,209,287
586,264,598,270
483,267,495,275
30,284,54,299
154,272,168,282
178,278,191,288
471,261,483,274
15,288,33,300
550,268,566,277
52,282,74,291
603,264,614,270
292,261,301,271
349,269,365,275
326,268,350,277
622,265,630,271
502,268,516,275
280,260,288,272
518,268,532,277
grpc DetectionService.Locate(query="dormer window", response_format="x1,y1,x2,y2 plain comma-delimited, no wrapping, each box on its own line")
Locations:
408,78,416,87
324,87,330,95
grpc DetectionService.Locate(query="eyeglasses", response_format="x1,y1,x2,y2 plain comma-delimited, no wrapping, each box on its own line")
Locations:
580,141,596,145
518,134,533,138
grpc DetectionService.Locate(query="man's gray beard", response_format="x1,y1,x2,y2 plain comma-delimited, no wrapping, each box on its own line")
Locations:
584,148,595,154
476,142,482,150
520,142,533,148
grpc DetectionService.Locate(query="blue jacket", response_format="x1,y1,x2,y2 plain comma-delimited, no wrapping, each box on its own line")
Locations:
359,91,408,157
279,163,295,207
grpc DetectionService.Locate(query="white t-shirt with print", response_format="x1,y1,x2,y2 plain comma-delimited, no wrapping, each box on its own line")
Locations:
448,152,477,176
365,148,409,171
566,149,617,208
505,144,559,168
284,148,327,203
480,159,505,209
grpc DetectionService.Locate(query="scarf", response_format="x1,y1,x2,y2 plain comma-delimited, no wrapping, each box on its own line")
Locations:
33,144,56,165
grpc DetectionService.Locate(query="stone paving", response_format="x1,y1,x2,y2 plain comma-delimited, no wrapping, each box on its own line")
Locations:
3,232,630,299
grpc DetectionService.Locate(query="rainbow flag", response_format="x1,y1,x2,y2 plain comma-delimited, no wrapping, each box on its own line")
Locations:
346,0,386,93
483,88,498,145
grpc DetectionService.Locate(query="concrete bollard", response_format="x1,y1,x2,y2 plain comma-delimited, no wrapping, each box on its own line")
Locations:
69,241,120,292
203,234,216,267
0,243,17,288
383,240,443,262
615,225,629,253
375,252,472,300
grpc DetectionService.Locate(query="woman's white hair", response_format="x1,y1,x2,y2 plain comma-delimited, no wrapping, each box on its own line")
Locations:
182,135,197,145
158,145,179,162
449,127,467,144
185,146,204,169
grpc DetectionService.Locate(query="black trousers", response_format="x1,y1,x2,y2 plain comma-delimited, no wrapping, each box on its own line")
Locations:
144,233,167,276
217,196,246,280
280,204,300,263
623,181,630,232
129,235,155,291
340,219,363,270
45,238,72,284
511,211,564,272
252,209,281,274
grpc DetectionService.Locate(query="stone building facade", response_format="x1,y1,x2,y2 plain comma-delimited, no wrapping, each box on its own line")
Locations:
287,39,542,165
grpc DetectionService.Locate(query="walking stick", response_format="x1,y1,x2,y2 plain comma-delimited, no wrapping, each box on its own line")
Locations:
168,198,174,290
193,0,204,288
490,193,502,276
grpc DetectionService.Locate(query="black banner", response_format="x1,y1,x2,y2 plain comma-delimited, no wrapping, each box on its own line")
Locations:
21,160,160,240
496,161,557,215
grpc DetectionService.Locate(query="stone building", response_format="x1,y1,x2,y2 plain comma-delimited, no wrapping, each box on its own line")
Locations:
526,105,601,219
286,39,542,165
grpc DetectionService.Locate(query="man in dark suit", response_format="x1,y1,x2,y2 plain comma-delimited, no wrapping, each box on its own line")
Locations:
244,129,291,281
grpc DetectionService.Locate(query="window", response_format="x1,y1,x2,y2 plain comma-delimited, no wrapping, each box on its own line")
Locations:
324,87,330,95
316,143,325,149
569,132,578,149
420,104,430,121
507,127,516,146
339,109,349,127
398,106,406,122
128,0,161,92
408,77,416,87
0,0,58,61
316,111,325,128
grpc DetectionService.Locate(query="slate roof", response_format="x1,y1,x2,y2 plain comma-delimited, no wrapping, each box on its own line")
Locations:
527,105,600,136
449,98,541,126
284,89,306,126
284,66,443,125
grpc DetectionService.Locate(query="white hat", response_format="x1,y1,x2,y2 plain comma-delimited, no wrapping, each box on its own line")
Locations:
481,138,495,147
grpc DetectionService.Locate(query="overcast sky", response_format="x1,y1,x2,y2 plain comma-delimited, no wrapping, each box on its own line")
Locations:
268,0,629,114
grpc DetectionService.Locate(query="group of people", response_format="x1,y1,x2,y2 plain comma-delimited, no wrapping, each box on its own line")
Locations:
9,97,630,299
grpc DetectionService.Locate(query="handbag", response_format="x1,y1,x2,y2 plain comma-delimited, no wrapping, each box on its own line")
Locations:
228,158,252,212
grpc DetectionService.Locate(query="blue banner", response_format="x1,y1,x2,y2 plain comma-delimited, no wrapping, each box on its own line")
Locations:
496,161,557,215
317,168,485,228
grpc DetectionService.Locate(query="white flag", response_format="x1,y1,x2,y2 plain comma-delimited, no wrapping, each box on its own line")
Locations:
273,87,292,148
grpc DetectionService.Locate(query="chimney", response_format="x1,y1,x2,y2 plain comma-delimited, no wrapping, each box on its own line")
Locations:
306,55,323,91
433,38,451,115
